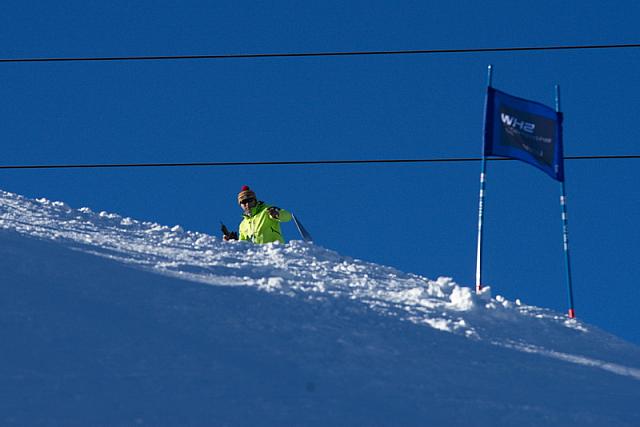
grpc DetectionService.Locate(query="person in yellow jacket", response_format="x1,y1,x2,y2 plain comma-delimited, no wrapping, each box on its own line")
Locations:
224,185,292,244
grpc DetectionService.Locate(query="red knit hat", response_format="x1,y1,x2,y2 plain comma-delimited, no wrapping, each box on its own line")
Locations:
237,185,257,204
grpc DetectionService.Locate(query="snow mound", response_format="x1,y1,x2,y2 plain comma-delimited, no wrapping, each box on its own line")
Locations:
0,189,638,380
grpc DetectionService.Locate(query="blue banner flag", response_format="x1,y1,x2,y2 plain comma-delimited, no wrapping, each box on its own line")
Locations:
484,87,564,181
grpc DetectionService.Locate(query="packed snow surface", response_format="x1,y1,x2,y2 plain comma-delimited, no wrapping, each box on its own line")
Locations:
1,189,639,426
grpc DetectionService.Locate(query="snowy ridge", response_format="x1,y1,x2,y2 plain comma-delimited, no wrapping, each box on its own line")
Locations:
1,189,638,381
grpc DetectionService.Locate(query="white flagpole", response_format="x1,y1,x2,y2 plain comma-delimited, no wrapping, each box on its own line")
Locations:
476,65,493,293
555,85,576,318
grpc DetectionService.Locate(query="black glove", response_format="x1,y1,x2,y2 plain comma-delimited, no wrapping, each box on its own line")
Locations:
268,206,281,219
221,223,238,240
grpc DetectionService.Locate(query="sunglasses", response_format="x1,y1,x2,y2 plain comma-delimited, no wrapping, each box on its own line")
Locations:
240,198,256,205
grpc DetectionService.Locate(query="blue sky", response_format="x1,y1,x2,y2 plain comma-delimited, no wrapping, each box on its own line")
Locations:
1,1,639,344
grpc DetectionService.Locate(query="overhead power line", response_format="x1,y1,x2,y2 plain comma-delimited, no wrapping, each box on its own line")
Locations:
1,155,638,171
1,43,639,64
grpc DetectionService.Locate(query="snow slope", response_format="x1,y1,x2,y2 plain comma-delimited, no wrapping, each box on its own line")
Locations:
1,189,639,426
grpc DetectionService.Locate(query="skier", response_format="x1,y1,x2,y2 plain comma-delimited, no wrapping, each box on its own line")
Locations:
223,185,292,244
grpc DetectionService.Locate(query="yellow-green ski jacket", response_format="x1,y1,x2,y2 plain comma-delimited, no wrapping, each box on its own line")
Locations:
239,202,292,244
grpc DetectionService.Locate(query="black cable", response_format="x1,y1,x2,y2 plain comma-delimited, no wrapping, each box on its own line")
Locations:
2,43,639,64
0,155,638,171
